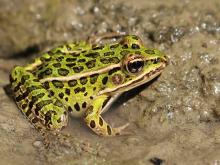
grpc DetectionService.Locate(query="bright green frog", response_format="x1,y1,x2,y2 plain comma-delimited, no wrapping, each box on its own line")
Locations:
10,35,167,136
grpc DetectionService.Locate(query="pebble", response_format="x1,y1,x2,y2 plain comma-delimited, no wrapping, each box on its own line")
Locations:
33,140,43,148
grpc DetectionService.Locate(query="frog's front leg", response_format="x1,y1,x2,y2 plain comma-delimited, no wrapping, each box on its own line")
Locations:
10,66,68,132
84,95,129,136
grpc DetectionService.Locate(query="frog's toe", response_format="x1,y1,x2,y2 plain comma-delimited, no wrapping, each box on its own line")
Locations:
112,123,130,136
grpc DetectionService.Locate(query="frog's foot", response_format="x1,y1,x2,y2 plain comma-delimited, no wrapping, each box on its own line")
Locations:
88,31,127,46
84,114,129,136
83,95,129,136
112,123,130,136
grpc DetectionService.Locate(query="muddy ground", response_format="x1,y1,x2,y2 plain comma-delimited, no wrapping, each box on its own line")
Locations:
0,0,220,164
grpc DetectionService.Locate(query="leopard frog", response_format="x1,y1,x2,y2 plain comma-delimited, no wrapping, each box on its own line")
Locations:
10,35,168,136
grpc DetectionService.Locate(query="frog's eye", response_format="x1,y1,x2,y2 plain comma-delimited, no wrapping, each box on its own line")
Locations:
127,59,144,73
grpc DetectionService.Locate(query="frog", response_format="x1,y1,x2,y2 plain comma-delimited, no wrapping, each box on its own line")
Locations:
9,34,168,136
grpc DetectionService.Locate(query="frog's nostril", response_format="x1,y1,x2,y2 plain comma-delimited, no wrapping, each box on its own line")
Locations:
163,56,169,65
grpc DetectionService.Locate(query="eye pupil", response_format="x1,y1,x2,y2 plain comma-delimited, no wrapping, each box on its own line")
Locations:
127,60,144,73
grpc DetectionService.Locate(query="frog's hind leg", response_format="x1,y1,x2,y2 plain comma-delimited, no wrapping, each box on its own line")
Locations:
10,66,68,132
84,95,129,136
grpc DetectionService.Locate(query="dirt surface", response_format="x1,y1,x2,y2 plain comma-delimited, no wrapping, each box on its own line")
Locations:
0,0,220,164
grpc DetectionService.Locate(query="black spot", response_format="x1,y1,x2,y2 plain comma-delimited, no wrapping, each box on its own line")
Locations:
131,44,140,49
90,74,99,84
149,157,164,165
145,49,155,54
74,87,81,94
37,72,44,79
132,35,139,40
66,57,77,62
13,82,22,93
27,85,42,93
81,87,86,92
44,111,52,124
43,82,50,89
104,51,115,56
100,58,109,64
56,56,64,62
92,45,104,50
65,97,68,101
21,103,27,109
15,91,30,102
21,75,30,84
82,102,87,108
107,125,111,135
52,80,64,88
68,106,73,112
135,51,141,55
49,90,55,96
86,60,96,69
29,93,44,109
25,108,32,116
57,118,62,123
69,52,80,56
66,63,76,67
53,63,61,68
108,67,120,75
84,92,88,96
120,50,130,56
111,57,120,63
58,93,64,99
90,120,96,128
122,44,128,49
99,117,103,126
44,68,52,75
93,87,96,91
102,77,108,85
65,88,70,95
32,117,39,124
35,100,53,115
68,80,77,87
85,52,100,58
74,103,80,111
23,90,30,99
58,68,69,76
78,59,86,63
72,66,84,73
80,77,88,85
110,44,119,49
69,52,81,57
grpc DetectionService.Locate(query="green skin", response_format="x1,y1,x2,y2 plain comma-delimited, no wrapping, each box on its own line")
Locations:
10,35,167,136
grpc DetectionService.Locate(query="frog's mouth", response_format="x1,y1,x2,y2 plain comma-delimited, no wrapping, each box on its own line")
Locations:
98,62,167,96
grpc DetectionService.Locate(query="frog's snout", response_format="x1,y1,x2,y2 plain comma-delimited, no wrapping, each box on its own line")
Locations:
162,55,169,66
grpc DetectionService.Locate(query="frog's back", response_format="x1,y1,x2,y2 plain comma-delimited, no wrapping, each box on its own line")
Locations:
33,44,125,79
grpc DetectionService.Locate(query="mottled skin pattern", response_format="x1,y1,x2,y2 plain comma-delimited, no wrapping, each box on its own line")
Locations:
10,35,168,136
